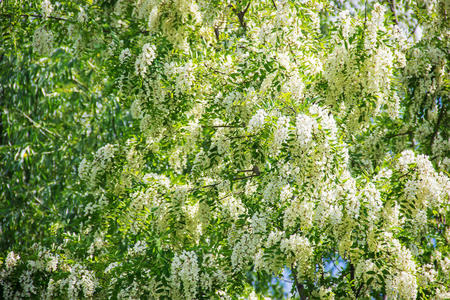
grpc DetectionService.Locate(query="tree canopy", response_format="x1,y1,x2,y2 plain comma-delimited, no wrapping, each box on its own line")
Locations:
1,0,450,299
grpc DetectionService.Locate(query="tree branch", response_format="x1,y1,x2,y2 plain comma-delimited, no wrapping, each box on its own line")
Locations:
385,130,412,139
202,125,244,128
204,63,227,75
214,27,220,41
291,266,307,300
225,134,255,141
386,0,399,26
236,1,252,31
408,22,419,40
271,0,278,10
355,282,364,299
0,13,71,22
190,182,222,192
17,109,62,140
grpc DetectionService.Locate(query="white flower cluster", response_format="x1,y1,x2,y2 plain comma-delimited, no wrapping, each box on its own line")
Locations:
280,234,313,277
365,4,386,51
221,196,246,222
32,27,54,56
135,43,156,76
77,8,88,23
0,251,21,286
318,286,335,300
231,232,260,271
104,262,121,274
270,115,290,155
78,144,117,189
397,150,450,210
418,263,437,286
61,264,98,299
247,109,267,134
169,251,199,300
166,61,196,96
1,246,64,298
355,259,381,289
28,246,59,273
386,271,418,300
284,199,314,230
119,48,131,64
5,251,20,270
128,240,147,256
199,254,227,292
133,0,201,50
435,287,450,300
41,0,53,17
250,213,267,234
18,270,36,298
247,290,271,300
323,3,406,133
295,114,317,147
281,73,304,104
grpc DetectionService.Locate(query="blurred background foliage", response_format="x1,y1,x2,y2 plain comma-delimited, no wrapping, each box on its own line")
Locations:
0,0,133,254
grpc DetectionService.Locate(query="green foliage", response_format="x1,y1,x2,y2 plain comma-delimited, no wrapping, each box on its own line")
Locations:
1,0,450,299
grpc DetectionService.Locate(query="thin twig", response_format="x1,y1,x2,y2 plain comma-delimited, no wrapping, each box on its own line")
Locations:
225,134,255,141
408,23,419,40
203,125,244,128
0,13,71,22
18,109,62,139
386,0,399,26
385,130,412,139
204,63,226,75
234,174,259,180
271,0,278,10
190,182,222,192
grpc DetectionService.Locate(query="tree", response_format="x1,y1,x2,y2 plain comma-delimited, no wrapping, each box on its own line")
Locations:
1,0,450,299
